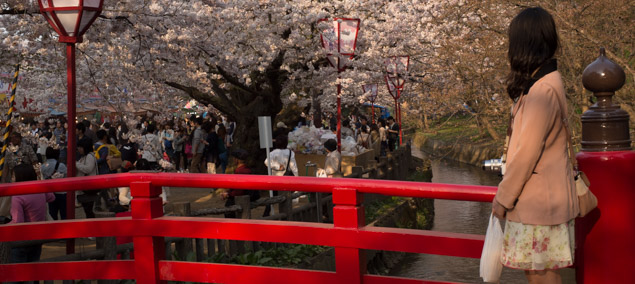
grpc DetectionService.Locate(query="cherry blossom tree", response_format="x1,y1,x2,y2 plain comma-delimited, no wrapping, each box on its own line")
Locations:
1,0,632,168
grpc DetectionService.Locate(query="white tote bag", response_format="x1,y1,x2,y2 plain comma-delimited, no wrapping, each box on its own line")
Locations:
480,213,504,283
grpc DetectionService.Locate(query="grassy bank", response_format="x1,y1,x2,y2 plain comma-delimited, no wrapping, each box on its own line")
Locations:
413,114,504,150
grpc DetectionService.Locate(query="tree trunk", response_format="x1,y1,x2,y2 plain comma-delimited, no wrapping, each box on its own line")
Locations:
166,50,287,175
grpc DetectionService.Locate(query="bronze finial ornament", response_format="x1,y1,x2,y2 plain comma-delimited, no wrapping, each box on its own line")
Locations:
580,48,631,151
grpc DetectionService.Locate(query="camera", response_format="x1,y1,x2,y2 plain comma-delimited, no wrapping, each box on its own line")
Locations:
482,158,504,173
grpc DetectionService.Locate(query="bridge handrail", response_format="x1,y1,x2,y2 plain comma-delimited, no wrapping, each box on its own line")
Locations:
0,172,496,202
0,173,497,284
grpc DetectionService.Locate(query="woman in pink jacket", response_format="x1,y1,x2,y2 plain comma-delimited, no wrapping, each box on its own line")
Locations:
492,7,579,283
10,164,55,267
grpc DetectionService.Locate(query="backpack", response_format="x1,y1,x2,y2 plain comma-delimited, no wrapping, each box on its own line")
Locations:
95,144,123,171
44,161,60,180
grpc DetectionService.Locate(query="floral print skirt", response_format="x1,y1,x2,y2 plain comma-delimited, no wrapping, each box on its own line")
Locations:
501,219,575,270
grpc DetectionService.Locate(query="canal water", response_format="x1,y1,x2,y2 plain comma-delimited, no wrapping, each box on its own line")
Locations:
389,148,549,283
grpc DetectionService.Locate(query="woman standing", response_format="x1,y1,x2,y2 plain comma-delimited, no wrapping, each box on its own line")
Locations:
76,139,99,218
492,7,578,283
323,139,340,178
215,125,228,174
378,119,387,156
10,164,55,268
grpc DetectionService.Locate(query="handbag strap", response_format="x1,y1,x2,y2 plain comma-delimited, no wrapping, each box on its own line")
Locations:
286,149,292,173
553,93,579,171
502,95,525,163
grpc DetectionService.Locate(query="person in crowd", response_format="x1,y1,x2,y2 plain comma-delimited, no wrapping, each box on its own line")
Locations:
41,147,67,220
0,132,39,224
262,135,298,217
265,135,298,177
216,125,229,174
369,123,380,145
58,134,68,165
30,123,40,137
220,149,253,218
76,139,99,219
323,139,340,178
190,117,207,173
140,123,162,170
83,120,98,144
105,122,118,146
94,130,113,175
119,132,138,172
172,128,186,172
53,120,64,144
359,116,370,134
9,164,55,270
160,123,175,163
117,123,129,148
341,120,354,139
76,122,93,156
226,118,236,147
37,132,52,163
273,121,289,140
203,121,218,174
357,126,371,149
378,119,387,156
386,116,399,151
492,7,577,284
2,132,38,184
329,114,337,131
183,133,193,173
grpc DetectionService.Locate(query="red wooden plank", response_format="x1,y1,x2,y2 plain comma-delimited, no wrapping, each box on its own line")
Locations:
0,261,135,282
359,227,485,259
159,261,340,284
0,218,134,242
0,173,497,202
0,217,484,258
146,218,484,258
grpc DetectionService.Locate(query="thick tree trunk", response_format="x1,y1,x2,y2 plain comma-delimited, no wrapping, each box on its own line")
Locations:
167,50,287,175
233,112,277,174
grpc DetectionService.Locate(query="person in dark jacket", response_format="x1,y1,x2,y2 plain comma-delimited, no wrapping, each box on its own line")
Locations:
221,149,252,218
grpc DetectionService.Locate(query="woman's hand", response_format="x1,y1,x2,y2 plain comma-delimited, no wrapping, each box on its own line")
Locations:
492,199,507,220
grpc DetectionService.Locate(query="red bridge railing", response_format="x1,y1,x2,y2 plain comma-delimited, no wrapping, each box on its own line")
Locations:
0,173,496,284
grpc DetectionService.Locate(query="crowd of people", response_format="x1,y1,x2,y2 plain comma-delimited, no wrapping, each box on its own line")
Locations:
0,110,401,267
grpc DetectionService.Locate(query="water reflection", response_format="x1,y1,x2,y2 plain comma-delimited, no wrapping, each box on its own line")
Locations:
390,153,527,283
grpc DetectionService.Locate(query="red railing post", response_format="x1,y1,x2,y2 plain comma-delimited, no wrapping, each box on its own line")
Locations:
576,49,634,283
130,181,166,284
333,187,366,284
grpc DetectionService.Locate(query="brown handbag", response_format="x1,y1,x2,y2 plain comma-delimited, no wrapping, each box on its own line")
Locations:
556,95,598,217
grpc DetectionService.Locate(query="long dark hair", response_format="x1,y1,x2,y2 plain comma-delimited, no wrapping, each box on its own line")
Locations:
506,7,559,100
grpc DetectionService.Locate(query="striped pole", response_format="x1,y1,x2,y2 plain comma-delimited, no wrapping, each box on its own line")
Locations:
0,64,20,177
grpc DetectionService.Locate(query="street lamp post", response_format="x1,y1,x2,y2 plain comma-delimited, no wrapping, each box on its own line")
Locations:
384,56,409,146
318,18,360,152
362,84,378,123
38,0,104,254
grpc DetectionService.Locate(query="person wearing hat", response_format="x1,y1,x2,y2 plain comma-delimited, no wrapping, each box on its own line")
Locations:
273,121,289,139
323,139,340,178
221,149,253,218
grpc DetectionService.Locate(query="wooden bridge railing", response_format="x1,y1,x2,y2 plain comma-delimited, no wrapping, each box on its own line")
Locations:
0,154,495,284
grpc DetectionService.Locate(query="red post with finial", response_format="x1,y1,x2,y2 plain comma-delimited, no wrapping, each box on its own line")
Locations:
575,48,635,283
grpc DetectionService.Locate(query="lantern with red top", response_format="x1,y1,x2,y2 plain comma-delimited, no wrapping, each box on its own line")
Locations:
384,55,409,146
318,18,360,152
38,0,104,254
362,84,378,123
